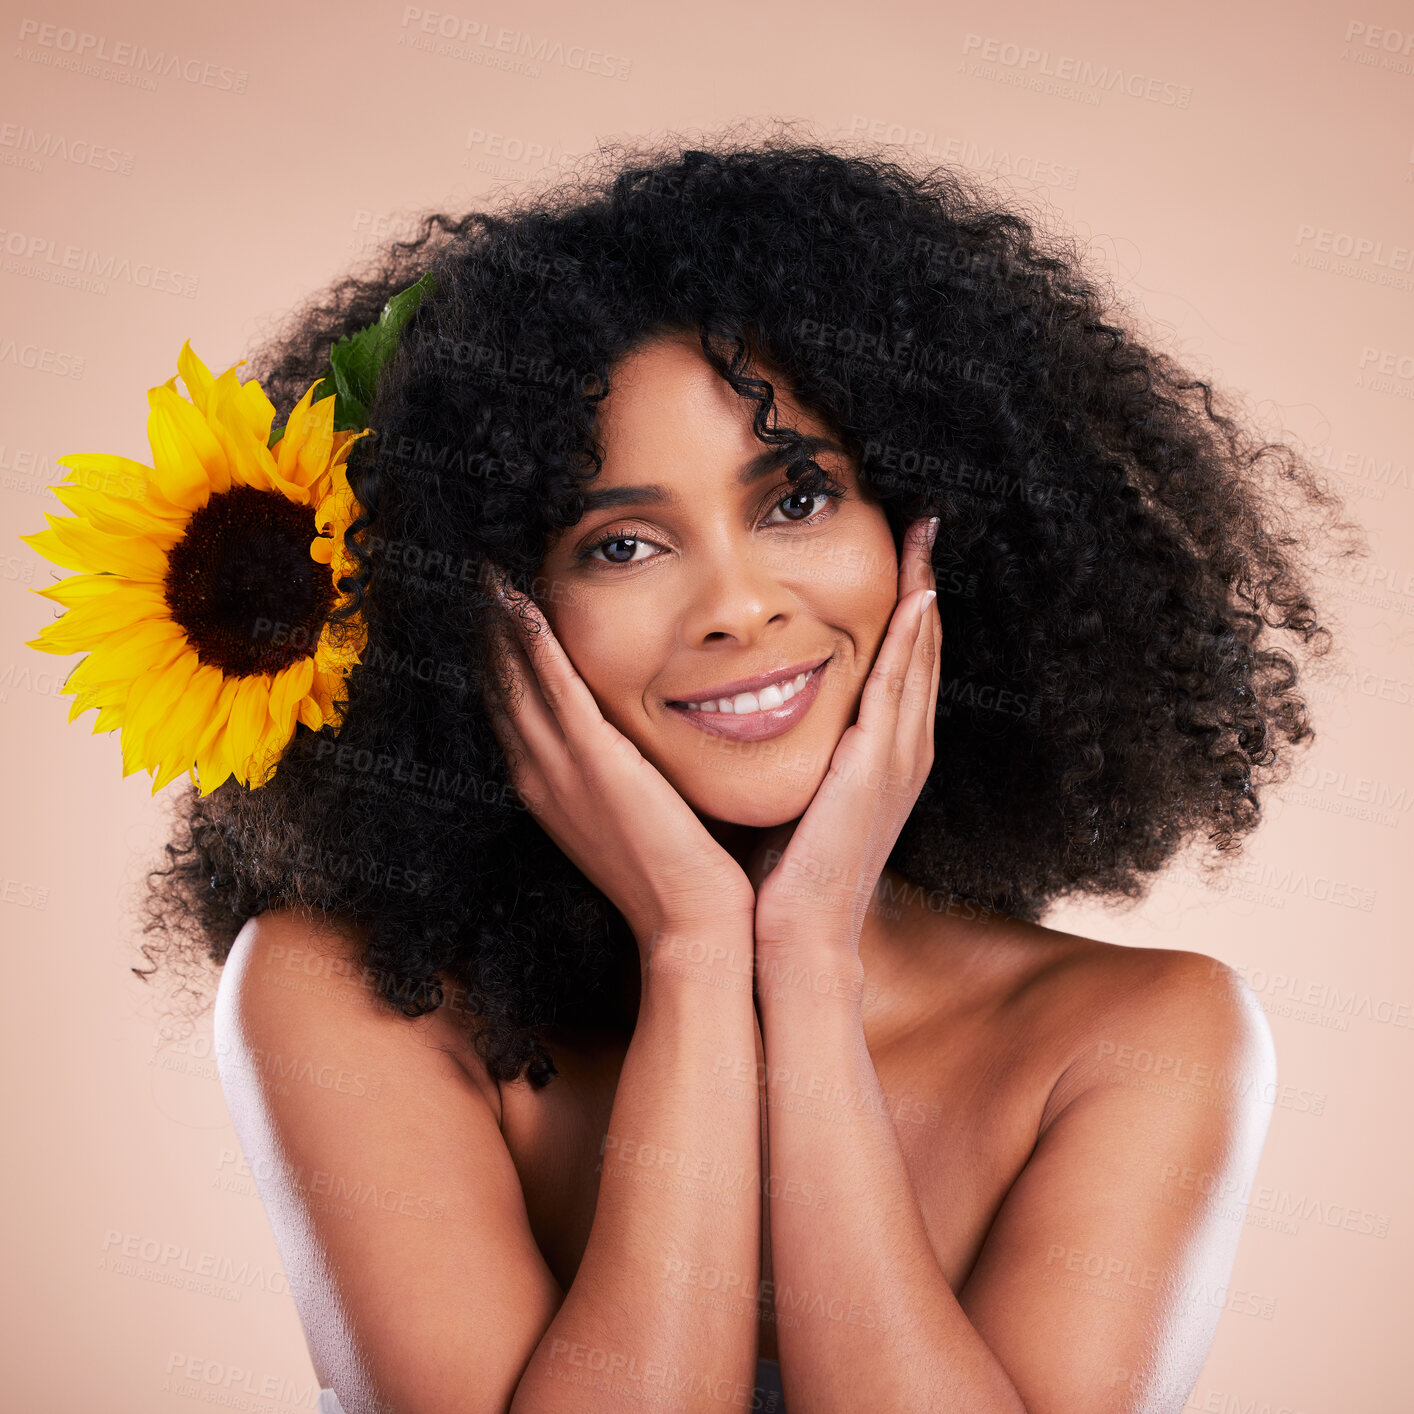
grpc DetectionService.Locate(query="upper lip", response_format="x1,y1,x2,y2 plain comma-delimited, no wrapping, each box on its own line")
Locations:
666,655,831,705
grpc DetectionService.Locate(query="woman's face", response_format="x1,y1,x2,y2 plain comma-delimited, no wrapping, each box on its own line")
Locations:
536,330,900,830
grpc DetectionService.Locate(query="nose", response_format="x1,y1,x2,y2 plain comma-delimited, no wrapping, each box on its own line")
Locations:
674,538,800,648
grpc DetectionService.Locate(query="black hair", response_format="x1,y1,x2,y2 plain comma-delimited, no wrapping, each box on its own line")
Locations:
135,122,1365,1089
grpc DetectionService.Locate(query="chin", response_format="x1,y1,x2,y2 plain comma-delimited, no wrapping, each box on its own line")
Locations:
690,792,808,831
665,759,829,830
622,706,841,829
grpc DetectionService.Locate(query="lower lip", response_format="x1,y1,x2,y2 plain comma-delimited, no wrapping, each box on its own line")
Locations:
666,658,831,742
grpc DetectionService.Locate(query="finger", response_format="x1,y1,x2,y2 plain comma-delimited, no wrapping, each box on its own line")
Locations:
858,584,936,747
483,585,570,759
891,518,939,762
492,608,562,740
482,680,536,801
925,598,941,745
899,588,939,764
920,519,941,747
480,623,525,742
478,620,553,803
494,574,614,760
900,516,937,601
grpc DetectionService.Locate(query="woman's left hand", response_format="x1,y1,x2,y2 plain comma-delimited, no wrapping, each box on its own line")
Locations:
748,515,941,966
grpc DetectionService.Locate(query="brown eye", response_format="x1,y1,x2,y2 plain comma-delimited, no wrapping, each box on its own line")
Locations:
597,536,647,564
764,486,845,525
574,484,847,570
775,490,826,521
576,527,665,566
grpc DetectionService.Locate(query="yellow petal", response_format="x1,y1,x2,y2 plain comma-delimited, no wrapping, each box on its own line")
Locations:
207,374,278,492
193,675,242,782
119,719,159,780
194,719,236,797
293,393,335,490
233,374,276,446
163,660,225,749
25,630,81,657
92,702,124,733
271,382,329,498
68,691,104,724
66,617,187,685
31,573,155,608
305,667,336,723
204,360,276,449
49,481,187,541
174,342,217,417
203,420,265,495
150,750,192,794
69,684,130,719
268,655,315,739
26,584,168,652
150,661,225,793
22,516,170,581
146,385,222,509
116,638,196,777
332,427,372,466
248,704,295,788
54,453,190,522
226,673,275,786
316,613,366,672
312,459,359,532
123,641,200,766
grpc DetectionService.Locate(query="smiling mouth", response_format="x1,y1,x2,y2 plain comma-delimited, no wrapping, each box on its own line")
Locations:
665,656,833,742
667,657,831,714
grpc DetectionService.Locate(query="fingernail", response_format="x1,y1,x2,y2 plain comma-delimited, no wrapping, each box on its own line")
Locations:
925,516,939,549
922,589,937,610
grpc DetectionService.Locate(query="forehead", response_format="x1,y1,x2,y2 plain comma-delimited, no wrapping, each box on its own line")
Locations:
595,331,834,474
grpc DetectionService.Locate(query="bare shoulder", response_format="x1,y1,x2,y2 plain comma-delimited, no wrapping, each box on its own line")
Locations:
986,917,1279,1131
953,921,1281,1407
219,902,419,1024
214,907,557,1414
217,904,500,1116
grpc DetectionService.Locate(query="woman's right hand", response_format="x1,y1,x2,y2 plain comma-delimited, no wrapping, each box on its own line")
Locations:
479,565,758,960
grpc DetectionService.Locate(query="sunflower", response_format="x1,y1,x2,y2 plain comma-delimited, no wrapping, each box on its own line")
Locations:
19,341,370,798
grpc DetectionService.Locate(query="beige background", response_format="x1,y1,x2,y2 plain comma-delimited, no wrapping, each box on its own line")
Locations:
2,0,1411,1408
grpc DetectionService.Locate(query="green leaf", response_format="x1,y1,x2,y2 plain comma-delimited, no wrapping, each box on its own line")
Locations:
265,272,434,449
324,271,435,432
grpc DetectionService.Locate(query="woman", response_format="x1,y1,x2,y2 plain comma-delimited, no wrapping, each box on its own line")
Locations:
139,131,1351,1413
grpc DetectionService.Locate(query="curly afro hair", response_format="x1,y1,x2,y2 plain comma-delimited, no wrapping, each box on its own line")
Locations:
133,123,1364,1090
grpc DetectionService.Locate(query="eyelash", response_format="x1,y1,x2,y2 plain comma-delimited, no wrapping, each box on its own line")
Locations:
574,484,848,568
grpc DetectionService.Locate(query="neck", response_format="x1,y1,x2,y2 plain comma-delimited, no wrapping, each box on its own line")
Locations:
596,818,933,1046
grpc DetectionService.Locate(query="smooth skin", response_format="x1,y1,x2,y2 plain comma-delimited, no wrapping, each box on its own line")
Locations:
214,332,1277,1414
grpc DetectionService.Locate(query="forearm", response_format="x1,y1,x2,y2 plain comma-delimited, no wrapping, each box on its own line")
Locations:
758,953,1026,1414
513,923,762,1414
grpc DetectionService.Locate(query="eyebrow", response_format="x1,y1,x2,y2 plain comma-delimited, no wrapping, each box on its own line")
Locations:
576,435,848,513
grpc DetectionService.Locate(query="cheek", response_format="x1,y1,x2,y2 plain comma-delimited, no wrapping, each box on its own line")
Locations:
544,601,661,727
796,521,898,649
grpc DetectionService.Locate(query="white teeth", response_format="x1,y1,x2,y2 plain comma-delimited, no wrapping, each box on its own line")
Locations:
681,668,813,714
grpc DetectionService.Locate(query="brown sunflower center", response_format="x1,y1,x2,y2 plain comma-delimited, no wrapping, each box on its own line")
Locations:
163,483,339,677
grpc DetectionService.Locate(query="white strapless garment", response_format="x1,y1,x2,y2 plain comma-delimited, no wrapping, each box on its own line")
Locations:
317,1356,785,1411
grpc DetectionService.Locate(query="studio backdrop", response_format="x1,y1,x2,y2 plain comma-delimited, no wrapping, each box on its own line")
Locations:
2,1,1410,1411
